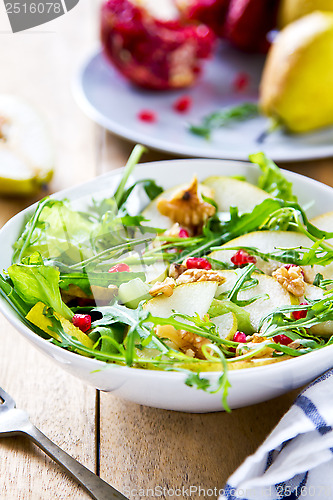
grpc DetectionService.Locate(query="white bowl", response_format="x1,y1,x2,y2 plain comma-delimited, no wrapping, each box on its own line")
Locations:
1,159,333,413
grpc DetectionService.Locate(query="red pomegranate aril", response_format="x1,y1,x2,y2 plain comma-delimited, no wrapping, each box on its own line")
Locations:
108,263,130,273
292,302,308,321
186,257,212,270
233,331,247,343
173,95,193,113
273,334,292,346
72,314,92,333
179,228,189,238
137,110,157,123
233,72,250,91
231,249,256,267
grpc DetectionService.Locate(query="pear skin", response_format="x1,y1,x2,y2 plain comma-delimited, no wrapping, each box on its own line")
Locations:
279,0,333,28
260,11,333,133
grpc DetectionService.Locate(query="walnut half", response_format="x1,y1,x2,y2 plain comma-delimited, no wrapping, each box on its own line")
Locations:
272,265,305,297
149,277,176,297
156,175,215,231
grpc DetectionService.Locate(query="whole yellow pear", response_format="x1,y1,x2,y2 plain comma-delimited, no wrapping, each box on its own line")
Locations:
279,0,333,27
259,11,333,133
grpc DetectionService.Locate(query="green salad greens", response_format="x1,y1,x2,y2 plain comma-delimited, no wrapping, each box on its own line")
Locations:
2,144,333,411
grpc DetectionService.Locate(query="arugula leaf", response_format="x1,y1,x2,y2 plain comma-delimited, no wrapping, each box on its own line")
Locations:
250,152,297,202
189,103,258,140
92,304,168,361
59,271,146,296
185,373,211,391
8,253,73,320
113,144,146,208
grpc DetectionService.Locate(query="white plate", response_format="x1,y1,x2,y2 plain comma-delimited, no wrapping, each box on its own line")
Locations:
1,159,333,412
74,48,333,162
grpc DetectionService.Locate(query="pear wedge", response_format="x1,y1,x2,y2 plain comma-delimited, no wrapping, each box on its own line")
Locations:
260,11,333,133
143,281,218,319
310,211,333,244
304,283,333,336
213,269,296,332
210,230,333,283
202,176,271,213
0,95,54,196
211,312,238,340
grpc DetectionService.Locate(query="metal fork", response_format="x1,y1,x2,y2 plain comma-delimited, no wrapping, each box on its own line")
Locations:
0,386,128,500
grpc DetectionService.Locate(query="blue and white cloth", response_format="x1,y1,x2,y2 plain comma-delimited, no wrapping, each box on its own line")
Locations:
220,369,333,500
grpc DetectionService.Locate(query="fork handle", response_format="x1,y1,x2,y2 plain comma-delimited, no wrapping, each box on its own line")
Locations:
22,424,128,500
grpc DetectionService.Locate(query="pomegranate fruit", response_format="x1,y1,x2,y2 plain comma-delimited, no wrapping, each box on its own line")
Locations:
177,0,231,37
224,0,279,53
101,0,215,90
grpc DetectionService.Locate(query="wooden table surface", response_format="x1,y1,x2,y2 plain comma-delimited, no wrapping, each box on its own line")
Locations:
0,2,332,499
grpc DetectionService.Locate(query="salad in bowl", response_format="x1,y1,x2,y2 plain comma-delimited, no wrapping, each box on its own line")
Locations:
1,146,333,412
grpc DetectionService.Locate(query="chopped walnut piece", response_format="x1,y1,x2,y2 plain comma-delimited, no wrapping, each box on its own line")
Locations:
169,263,187,280
155,324,209,359
176,269,226,285
156,175,215,230
272,265,305,297
149,277,176,297
287,339,302,350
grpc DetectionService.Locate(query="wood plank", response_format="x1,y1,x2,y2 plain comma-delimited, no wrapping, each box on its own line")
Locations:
99,391,300,499
0,1,99,498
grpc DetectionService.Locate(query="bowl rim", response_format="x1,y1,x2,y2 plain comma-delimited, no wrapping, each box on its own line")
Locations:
1,157,333,382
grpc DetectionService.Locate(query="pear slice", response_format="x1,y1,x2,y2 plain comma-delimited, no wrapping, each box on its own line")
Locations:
202,176,271,213
143,281,218,319
213,269,296,332
304,283,333,337
211,312,238,340
310,212,333,244
210,230,333,284
0,95,53,196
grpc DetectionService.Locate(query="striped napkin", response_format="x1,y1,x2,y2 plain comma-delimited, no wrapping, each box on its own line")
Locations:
220,369,333,500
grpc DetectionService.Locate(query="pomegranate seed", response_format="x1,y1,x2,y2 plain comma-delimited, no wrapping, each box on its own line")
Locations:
186,257,211,270
283,263,304,277
231,249,256,267
293,302,308,321
233,331,247,343
273,334,292,346
179,228,189,238
108,263,130,273
72,314,91,333
173,95,193,113
233,72,250,92
137,110,157,123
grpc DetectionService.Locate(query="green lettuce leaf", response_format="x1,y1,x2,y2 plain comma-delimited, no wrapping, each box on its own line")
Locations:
8,253,73,320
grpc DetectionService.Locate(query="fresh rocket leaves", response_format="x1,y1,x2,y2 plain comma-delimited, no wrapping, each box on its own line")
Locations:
250,152,297,202
189,103,259,140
